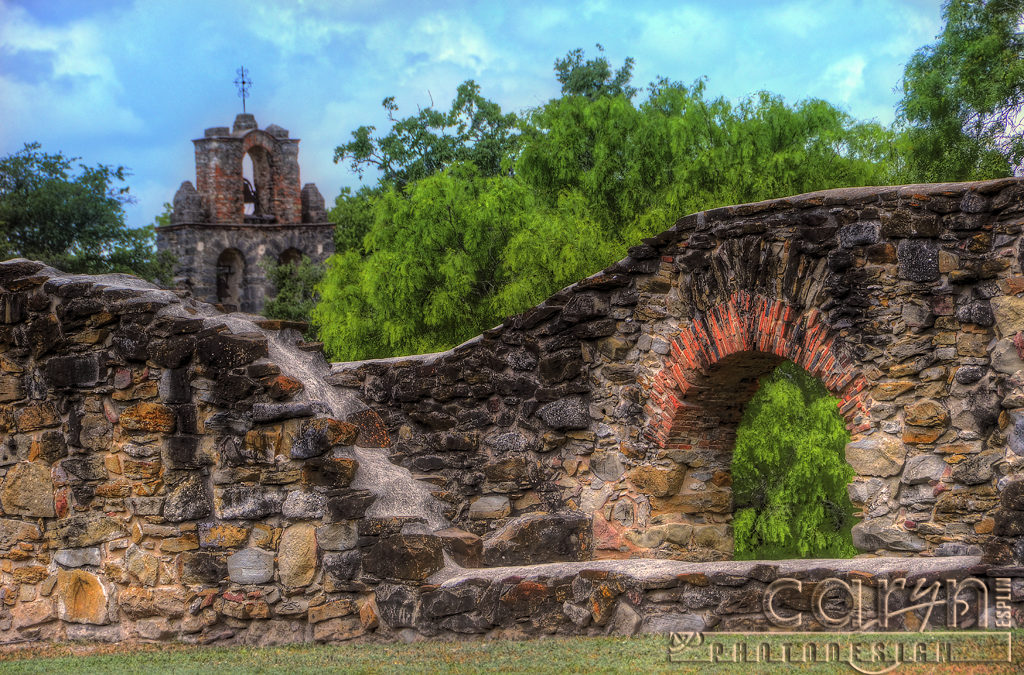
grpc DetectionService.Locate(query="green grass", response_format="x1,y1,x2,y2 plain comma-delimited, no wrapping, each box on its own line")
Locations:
1,631,1021,674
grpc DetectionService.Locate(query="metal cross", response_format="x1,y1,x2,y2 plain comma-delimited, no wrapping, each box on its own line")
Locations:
234,66,252,113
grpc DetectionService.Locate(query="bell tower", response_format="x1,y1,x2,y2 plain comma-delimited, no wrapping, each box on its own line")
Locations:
156,114,333,313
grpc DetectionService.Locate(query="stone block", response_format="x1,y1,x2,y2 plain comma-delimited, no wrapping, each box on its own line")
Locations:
844,436,906,477
482,512,592,566
0,461,54,517
56,569,112,625
227,547,275,584
279,523,318,587
365,534,443,581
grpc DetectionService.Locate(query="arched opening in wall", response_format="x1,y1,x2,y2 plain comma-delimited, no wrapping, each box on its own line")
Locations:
629,350,861,563
242,146,274,222
626,338,868,565
279,247,303,266
216,248,246,309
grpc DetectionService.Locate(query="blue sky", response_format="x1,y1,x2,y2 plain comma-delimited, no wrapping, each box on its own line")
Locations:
0,0,945,227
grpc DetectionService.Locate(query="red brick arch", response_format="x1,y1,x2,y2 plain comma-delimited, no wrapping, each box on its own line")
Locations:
644,290,872,449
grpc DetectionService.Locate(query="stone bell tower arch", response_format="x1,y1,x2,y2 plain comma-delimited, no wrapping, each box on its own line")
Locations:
156,113,334,313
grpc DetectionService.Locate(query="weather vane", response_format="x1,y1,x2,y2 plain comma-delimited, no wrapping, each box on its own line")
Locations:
234,66,252,113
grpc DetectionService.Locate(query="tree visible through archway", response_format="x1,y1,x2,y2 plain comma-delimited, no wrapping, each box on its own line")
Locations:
731,361,856,560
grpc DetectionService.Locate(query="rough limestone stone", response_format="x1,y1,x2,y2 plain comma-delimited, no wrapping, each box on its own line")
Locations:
365,534,444,581
227,547,275,584
536,397,590,430
54,547,103,568
0,461,55,517
282,491,326,519
1002,479,1024,511
315,522,358,551
852,519,927,552
278,523,318,587
468,495,511,520
164,474,211,522
215,485,284,520
904,399,948,427
0,518,41,550
56,569,111,625
901,455,948,484
952,451,1000,485
434,527,483,568
991,295,1024,337
627,465,684,497
482,513,592,566
55,514,126,548
845,436,906,477
591,451,626,482
125,545,160,587
119,402,176,433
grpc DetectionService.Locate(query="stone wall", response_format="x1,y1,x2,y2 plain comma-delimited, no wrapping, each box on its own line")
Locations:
328,178,1024,564
156,223,334,313
3,178,1024,645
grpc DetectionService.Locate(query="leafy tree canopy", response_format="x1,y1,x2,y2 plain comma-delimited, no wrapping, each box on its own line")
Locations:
554,43,638,100
0,143,174,282
261,255,324,332
316,48,896,360
897,0,1024,181
731,361,857,560
333,80,522,190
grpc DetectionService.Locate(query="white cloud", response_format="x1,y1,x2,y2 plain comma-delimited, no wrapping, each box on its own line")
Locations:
819,54,867,103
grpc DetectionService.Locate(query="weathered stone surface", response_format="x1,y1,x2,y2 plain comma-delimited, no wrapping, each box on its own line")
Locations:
55,514,126,548
952,451,1000,485
482,513,592,566
365,534,443,581
215,485,284,520
901,455,948,484
164,474,211,522
468,495,511,520
904,399,948,427
628,465,684,497
536,397,590,430
434,527,483,568
316,521,358,551
282,490,326,519
198,521,250,548
252,401,315,423
54,546,102,568
852,519,927,552
279,523,318,587
0,461,54,516
118,587,187,619
56,569,111,625
991,295,1024,337
125,545,160,586
0,517,41,550
1002,479,1024,511
178,551,227,584
120,402,177,433
845,436,906,477
591,451,626,482
325,489,376,521
228,547,275,584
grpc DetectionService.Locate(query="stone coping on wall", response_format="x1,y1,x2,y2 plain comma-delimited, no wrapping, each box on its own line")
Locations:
433,554,989,586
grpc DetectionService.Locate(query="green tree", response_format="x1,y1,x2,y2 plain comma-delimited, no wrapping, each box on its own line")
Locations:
333,80,522,190
731,361,856,560
329,185,379,254
0,143,175,282
553,43,638,100
316,48,897,361
260,255,324,327
896,0,1024,181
